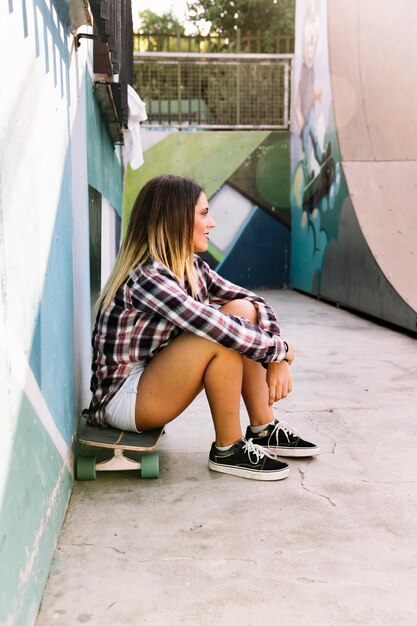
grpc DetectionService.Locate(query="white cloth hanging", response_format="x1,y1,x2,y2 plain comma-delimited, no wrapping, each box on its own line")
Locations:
122,85,148,170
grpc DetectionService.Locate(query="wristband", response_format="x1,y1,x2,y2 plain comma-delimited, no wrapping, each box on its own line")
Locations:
283,340,289,363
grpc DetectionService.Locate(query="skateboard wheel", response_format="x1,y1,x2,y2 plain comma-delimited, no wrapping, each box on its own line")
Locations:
76,456,97,480
141,453,159,478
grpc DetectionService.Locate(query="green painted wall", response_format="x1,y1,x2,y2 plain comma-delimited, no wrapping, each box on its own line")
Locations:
123,130,270,232
0,390,72,625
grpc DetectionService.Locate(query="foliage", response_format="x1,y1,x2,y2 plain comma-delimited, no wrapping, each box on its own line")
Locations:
135,9,187,52
137,9,185,35
186,0,295,38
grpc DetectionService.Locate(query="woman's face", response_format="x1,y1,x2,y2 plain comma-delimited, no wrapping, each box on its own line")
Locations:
193,192,216,253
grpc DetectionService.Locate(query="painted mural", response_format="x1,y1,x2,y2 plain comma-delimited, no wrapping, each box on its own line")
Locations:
291,0,346,293
124,129,291,288
291,0,417,332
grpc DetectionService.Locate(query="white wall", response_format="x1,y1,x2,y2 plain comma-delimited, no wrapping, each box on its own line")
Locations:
0,3,99,624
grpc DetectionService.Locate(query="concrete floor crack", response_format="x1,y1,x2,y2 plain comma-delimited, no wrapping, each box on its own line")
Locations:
298,468,336,507
64,542,126,554
307,415,337,454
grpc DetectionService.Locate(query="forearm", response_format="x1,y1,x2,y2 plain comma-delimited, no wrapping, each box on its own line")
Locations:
132,267,287,363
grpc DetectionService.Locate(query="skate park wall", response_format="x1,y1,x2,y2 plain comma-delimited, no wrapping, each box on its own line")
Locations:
0,3,123,625
123,129,292,289
290,0,417,333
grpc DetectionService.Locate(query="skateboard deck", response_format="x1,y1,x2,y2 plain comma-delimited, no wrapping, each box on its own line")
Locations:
303,155,335,213
76,423,164,480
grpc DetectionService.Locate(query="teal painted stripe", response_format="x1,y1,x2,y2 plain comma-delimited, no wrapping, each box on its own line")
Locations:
0,392,73,626
28,148,76,444
86,73,123,215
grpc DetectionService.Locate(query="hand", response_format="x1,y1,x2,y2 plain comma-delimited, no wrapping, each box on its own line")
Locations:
266,361,293,406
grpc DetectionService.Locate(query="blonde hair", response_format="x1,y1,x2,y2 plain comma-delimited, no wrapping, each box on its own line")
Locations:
96,175,203,311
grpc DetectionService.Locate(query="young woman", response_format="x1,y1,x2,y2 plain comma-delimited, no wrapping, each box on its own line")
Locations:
83,175,319,481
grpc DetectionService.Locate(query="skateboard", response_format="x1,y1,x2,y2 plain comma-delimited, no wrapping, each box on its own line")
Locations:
76,423,164,480
302,154,336,214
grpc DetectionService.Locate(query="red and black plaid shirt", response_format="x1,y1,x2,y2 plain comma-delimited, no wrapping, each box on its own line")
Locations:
84,256,286,425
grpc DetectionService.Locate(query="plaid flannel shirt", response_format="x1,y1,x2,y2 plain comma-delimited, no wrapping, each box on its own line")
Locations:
84,255,286,426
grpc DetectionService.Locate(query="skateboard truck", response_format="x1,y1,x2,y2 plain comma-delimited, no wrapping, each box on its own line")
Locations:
96,448,142,472
77,449,159,480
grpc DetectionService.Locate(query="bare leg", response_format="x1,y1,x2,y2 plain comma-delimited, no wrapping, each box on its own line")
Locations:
240,358,275,426
219,300,274,427
135,333,243,446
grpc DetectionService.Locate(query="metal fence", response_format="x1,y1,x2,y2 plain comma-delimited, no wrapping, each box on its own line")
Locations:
133,52,293,129
133,31,294,54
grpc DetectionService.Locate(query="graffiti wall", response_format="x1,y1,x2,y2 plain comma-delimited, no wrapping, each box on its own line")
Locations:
291,0,417,332
291,0,346,294
124,129,291,288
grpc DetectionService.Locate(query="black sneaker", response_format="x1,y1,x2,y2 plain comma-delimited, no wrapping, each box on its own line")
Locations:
245,420,320,458
208,438,289,481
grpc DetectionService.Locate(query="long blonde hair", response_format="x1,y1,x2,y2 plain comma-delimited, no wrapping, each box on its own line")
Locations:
96,174,203,311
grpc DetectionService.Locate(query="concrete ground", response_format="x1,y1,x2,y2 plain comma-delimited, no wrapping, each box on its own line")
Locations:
36,290,417,626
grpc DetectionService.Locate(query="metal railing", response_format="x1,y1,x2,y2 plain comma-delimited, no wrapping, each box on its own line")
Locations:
133,30,294,54
133,52,293,129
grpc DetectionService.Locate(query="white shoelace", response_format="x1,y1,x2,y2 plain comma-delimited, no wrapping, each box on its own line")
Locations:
268,421,299,450
244,438,277,464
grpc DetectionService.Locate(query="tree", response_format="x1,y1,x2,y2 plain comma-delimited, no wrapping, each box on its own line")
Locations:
135,10,186,52
186,0,295,40
137,9,185,35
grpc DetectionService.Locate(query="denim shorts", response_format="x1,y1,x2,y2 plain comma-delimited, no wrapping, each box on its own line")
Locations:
104,364,146,432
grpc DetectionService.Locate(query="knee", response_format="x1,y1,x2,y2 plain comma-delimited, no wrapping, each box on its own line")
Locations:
184,332,243,361
191,334,244,370
220,299,258,325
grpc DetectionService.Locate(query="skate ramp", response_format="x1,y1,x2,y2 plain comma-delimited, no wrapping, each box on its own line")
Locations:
324,0,417,326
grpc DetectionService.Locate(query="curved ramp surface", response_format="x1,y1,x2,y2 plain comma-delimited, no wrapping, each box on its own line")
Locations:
325,0,417,329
